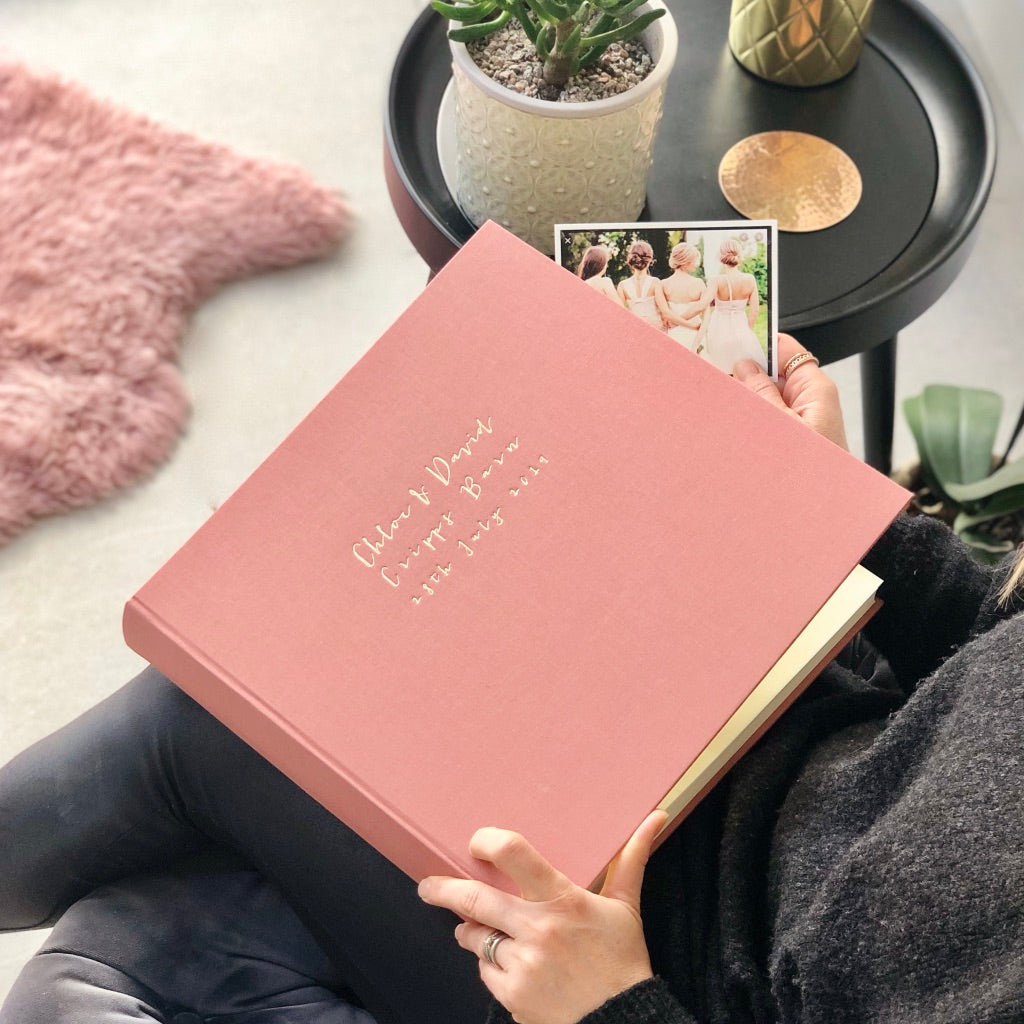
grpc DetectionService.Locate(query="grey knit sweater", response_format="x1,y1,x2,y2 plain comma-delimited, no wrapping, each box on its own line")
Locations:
489,515,1024,1023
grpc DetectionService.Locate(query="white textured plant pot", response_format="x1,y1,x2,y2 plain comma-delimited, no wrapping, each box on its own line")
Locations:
449,3,678,254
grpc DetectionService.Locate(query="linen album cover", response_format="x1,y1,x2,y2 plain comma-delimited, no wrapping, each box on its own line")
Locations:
124,222,909,892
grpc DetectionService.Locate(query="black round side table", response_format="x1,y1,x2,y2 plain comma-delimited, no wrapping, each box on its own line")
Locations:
384,0,995,473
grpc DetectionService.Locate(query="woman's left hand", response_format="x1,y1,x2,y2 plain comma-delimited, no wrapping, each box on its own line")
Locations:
418,810,667,1024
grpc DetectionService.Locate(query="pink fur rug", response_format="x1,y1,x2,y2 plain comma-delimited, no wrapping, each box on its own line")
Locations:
0,61,350,545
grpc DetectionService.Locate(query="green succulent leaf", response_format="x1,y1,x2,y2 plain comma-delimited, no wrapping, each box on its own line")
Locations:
437,0,665,82
509,0,541,41
523,0,563,21
446,10,511,39
432,0,499,21
586,12,617,35
536,23,553,58
581,7,665,50
570,3,592,26
590,0,649,15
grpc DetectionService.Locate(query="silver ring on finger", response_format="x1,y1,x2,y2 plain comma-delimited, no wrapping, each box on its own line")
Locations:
482,929,510,968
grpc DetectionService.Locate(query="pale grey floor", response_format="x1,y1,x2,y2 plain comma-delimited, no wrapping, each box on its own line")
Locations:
0,0,1021,1004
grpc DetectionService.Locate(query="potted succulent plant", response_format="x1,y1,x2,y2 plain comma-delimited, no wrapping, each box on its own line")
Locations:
897,385,1024,562
431,0,678,253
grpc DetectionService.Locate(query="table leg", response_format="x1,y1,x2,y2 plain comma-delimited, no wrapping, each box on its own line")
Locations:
382,141,457,280
860,337,897,475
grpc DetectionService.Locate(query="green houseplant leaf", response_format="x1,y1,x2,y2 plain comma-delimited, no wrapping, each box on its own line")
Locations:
944,461,1024,505
432,0,665,89
953,484,1024,530
903,391,943,499
955,526,1016,562
903,384,1024,561
918,385,1002,489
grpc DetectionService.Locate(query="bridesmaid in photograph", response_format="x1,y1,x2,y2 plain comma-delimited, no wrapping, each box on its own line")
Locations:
656,242,706,351
576,245,622,305
698,238,766,373
616,240,664,330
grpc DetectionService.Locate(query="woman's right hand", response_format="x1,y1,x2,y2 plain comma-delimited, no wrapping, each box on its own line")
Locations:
418,812,667,1024
733,333,849,451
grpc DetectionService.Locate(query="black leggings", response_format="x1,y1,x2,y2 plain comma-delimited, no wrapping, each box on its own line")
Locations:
0,667,491,1024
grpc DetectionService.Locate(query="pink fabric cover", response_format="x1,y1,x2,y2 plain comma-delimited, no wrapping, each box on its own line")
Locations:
0,61,350,545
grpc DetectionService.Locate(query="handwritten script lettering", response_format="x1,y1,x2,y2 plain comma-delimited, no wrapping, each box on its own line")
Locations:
422,417,494,490
378,512,455,589
350,415,548,605
351,504,415,568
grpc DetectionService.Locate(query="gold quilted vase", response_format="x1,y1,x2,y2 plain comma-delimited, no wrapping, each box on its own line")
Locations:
728,0,874,87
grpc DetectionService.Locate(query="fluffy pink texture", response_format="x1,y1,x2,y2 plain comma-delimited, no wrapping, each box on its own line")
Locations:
0,61,350,545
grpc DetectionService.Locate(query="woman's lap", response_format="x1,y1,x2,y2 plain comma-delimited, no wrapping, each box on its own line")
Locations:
0,666,489,1024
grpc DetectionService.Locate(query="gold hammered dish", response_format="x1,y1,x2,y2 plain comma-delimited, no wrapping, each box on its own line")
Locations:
718,130,863,232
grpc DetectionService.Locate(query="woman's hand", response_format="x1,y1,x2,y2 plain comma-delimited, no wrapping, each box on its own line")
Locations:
733,333,849,451
418,810,667,1024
